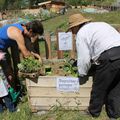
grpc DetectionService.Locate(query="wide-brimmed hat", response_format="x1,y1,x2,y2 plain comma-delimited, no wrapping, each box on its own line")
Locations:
67,13,91,31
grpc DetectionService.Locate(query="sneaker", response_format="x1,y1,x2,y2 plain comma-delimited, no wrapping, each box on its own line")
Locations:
9,107,17,112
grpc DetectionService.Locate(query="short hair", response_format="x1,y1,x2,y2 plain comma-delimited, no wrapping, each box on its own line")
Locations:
26,20,44,35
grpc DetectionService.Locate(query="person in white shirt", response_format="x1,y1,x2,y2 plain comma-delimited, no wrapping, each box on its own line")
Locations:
67,13,120,120
0,52,16,112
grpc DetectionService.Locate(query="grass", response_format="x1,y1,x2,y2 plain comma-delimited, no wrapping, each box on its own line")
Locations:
41,9,120,58
0,95,109,120
42,9,80,33
43,9,120,33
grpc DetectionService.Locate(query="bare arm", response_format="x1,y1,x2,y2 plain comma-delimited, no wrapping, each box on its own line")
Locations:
31,51,42,63
7,26,31,58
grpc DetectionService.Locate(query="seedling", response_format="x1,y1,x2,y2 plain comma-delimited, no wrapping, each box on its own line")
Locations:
18,57,41,73
63,59,79,77
45,65,52,75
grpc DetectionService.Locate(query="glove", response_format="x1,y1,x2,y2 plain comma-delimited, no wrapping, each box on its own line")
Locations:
79,76,88,85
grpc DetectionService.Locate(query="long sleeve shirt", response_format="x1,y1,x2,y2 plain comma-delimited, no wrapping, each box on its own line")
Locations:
76,22,120,76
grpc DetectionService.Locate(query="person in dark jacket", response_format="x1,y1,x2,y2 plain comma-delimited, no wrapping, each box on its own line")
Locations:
67,13,120,120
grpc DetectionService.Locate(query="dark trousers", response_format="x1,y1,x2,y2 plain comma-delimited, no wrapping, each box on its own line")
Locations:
88,47,120,119
0,95,15,112
0,48,20,90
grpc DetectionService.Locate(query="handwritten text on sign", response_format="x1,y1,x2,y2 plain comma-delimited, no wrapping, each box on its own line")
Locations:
58,32,72,50
57,77,79,92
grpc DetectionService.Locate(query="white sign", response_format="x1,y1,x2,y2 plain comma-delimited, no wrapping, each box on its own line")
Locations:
57,77,79,92
58,32,72,50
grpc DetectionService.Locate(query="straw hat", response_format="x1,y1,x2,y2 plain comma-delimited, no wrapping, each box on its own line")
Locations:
68,13,91,30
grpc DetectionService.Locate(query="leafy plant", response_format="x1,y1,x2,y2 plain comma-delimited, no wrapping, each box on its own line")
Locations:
18,57,41,73
63,59,79,77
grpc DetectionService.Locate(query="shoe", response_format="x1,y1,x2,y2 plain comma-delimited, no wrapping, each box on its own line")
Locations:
9,108,16,112
80,109,91,116
81,109,100,118
0,105,3,113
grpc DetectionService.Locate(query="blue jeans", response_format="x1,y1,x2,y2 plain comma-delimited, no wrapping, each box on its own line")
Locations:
0,95,16,112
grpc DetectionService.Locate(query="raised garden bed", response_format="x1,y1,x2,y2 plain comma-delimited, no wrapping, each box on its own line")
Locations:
24,59,92,113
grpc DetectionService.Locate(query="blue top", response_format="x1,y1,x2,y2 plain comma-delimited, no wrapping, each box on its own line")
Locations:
0,23,24,50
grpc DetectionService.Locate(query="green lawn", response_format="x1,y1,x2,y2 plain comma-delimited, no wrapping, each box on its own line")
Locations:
0,96,110,120
43,9,120,33
0,97,119,120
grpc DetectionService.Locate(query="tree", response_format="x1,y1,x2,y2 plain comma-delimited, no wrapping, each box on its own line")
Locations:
0,0,49,10
65,0,80,6
65,0,92,7
0,0,5,9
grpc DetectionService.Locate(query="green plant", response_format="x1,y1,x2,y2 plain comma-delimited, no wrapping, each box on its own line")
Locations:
63,59,79,77
18,57,41,73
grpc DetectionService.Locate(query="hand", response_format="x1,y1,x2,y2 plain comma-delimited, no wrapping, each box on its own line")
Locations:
23,50,32,58
0,52,5,60
31,52,43,64
79,76,88,85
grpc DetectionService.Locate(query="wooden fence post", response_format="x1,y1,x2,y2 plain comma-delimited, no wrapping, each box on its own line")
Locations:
56,30,63,59
70,34,76,59
44,32,52,59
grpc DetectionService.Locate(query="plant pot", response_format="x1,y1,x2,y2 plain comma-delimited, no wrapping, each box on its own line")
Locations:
18,71,39,79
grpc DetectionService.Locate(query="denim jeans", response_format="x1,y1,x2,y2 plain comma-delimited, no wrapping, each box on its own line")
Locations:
0,95,16,112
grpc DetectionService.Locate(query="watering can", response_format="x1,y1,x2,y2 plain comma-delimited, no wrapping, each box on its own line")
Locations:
8,87,20,103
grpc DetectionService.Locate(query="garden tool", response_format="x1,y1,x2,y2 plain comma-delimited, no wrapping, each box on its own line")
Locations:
8,87,20,103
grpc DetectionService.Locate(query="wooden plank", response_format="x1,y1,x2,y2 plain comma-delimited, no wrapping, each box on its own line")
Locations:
26,76,93,88
70,34,76,59
44,33,52,59
56,30,63,59
26,76,93,112
31,106,88,112
30,97,90,108
28,87,91,97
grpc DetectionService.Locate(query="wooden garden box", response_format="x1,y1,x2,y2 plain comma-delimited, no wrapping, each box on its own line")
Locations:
25,76,92,113
24,31,93,113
